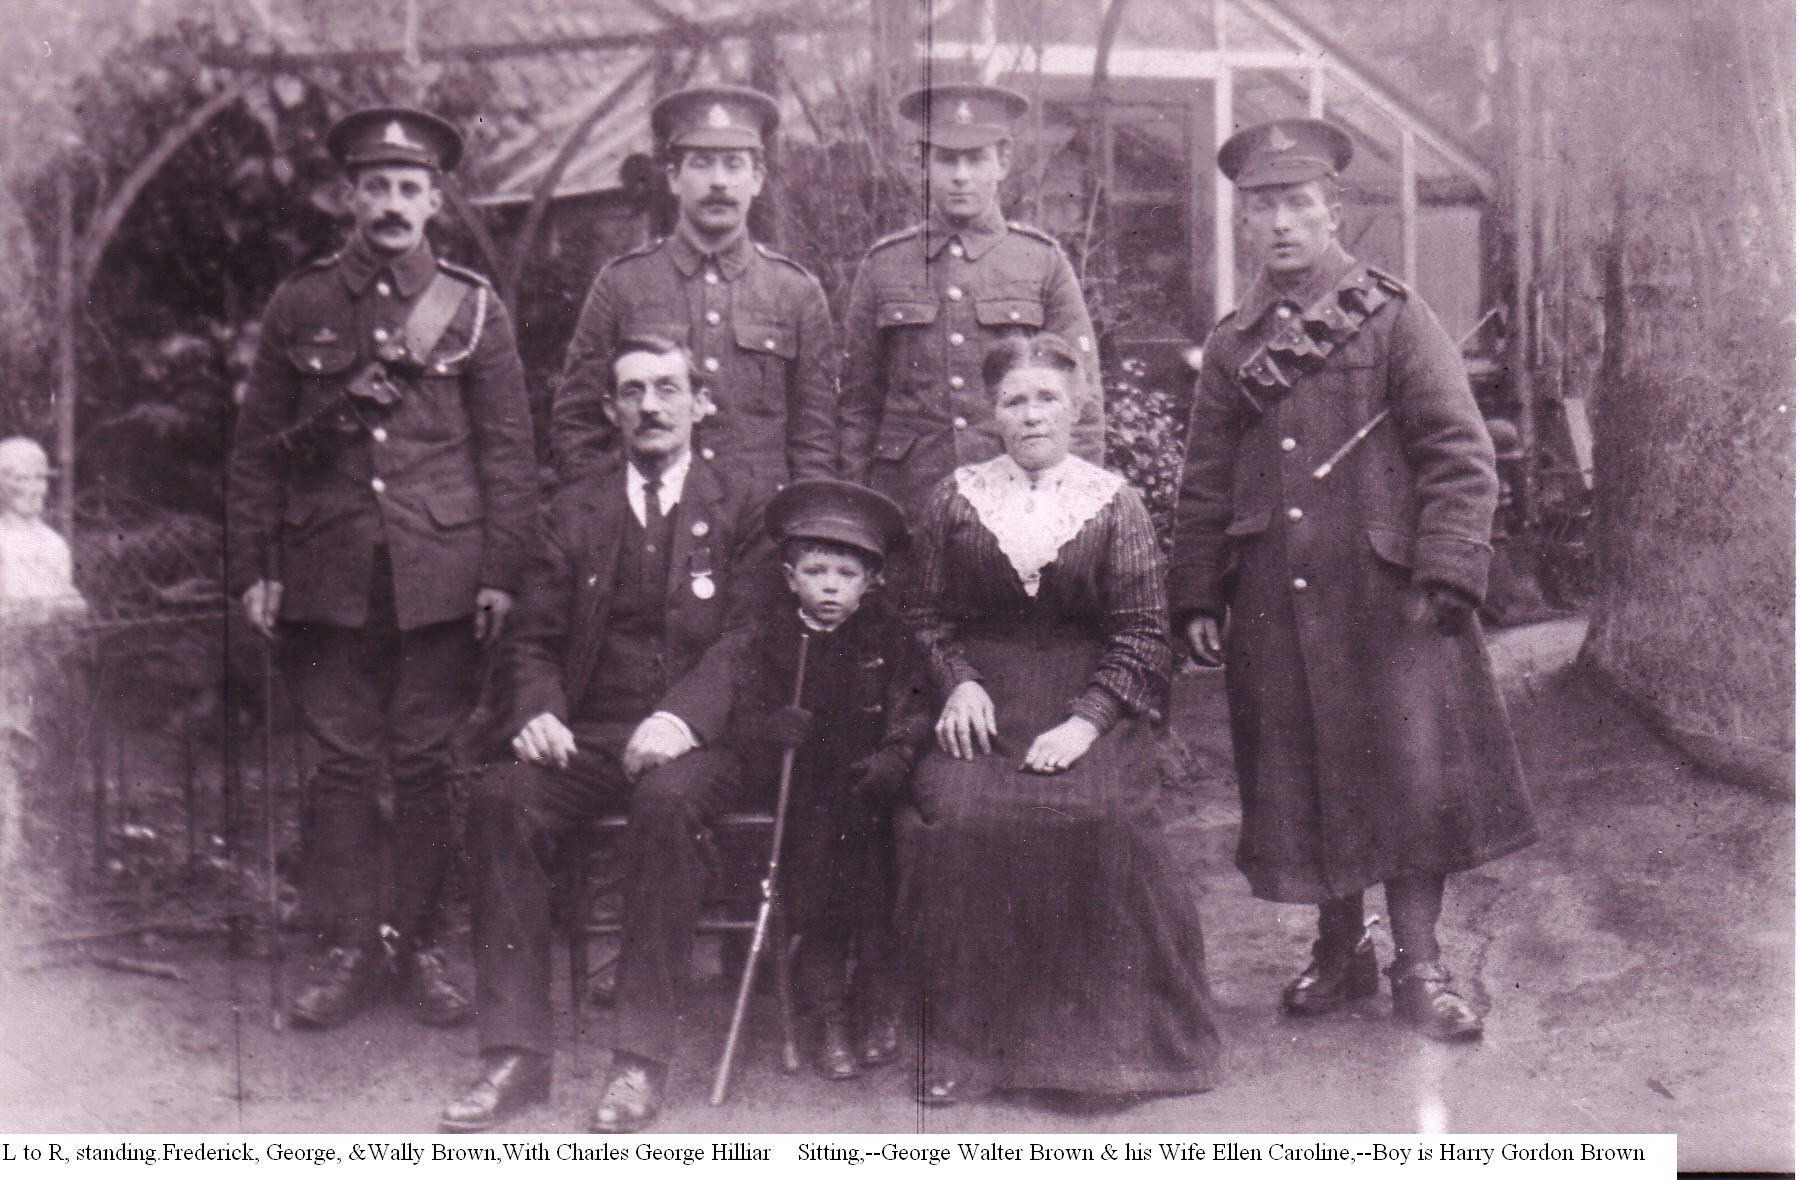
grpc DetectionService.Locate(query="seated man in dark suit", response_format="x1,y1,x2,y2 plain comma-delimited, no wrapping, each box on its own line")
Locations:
440,334,778,1133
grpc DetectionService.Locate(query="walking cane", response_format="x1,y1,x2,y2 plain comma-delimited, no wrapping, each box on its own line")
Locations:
710,630,811,1105
262,639,285,1031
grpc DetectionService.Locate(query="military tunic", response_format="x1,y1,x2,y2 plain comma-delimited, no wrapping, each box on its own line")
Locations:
227,237,536,628
550,229,837,485
1169,244,1536,903
839,206,1103,517
226,236,536,947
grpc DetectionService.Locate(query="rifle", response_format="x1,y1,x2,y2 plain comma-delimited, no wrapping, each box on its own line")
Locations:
710,630,810,1104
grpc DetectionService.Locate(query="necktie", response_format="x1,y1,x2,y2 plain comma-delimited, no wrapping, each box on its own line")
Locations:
642,472,664,530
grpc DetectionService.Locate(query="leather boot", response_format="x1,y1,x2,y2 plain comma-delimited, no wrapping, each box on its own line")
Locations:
1281,929,1380,1016
815,1017,860,1080
402,946,474,1027
857,1006,901,1068
290,945,383,1029
439,1051,552,1132
590,1052,666,1133
1389,961,1483,1041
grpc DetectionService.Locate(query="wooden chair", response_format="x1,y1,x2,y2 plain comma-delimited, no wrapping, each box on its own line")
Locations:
564,811,800,1080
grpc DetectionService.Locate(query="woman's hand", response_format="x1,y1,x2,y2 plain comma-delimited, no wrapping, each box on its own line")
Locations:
1022,716,1101,774
935,681,998,759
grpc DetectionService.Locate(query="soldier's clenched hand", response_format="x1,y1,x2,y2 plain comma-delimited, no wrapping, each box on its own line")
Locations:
1184,614,1224,667
513,712,577,768
242,580,284,639
474,587,515,645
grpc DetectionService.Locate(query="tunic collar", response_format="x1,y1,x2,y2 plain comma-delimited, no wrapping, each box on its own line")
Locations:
338,234,437,298
1233,241,1357,335
924,204,1007,261
669,223,753,279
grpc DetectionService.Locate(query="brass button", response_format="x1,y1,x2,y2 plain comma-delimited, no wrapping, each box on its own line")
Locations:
949,332,965,346
1292,577,1308,592
703,357,720,372
946,285,964,301
704,270,720,285
1280,437,1298,451
950,243,965,258
705,310,722,325
949,375,965,390
376,281,392,297
892,310,905,321
953,416,968,429
372,327,389,342
371,427,388,444
308,357,323,371
371,477,386,493
1287,507,1304,522
763,337,776,350
1008,309,1021,321
1276,305,1293,319
700,446,715,460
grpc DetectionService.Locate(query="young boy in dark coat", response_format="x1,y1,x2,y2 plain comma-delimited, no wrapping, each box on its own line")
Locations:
662,478,928,1079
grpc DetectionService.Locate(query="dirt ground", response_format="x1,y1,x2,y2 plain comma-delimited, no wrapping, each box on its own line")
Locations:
0,619,1790,1174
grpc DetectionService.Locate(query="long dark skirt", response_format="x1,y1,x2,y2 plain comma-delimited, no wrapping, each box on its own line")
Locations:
896,634,1222,1097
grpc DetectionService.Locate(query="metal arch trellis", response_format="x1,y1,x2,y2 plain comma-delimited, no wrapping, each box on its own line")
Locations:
50,0,836,538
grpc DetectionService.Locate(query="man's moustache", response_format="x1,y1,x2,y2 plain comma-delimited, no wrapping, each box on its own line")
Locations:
373,217,412,231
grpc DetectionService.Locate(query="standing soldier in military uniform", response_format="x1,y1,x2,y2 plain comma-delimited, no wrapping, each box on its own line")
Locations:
840,83,1103,519
550,85,837,485
227,108,537,1030
1169,119,1537,1042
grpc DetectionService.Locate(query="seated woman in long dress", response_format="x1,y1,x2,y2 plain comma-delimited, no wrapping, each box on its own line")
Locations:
897,332,1222,1106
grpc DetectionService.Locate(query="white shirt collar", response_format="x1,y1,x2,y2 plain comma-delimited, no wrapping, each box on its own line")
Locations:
626,451,693,526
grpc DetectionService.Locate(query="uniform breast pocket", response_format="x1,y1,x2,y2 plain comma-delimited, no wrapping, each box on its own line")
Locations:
286,341,360,421
975,297,1045,331
733,321,798,415
287,341,358,378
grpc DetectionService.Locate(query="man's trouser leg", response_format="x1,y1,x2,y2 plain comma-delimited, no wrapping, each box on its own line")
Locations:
610,748,747,1066
387,615,480,948
467,747,631,1057
283,617,393,950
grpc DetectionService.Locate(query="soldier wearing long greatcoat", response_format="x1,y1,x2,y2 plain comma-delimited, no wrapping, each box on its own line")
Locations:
1170,119,1536,1042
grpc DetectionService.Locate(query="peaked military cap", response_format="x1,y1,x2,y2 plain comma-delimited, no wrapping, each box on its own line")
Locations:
1217,118,1354,189
766,479,909,564
897,82,1030,149
651,85,780,151
326,107,464,173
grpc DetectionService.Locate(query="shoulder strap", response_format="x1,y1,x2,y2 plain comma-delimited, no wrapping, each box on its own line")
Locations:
404,270,475,363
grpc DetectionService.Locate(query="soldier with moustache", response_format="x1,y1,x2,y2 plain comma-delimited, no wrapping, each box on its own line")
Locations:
840,83,1104,519
550,85,837,485
226,109,536,1030
440,335,780,1134
1169,119,1536,1042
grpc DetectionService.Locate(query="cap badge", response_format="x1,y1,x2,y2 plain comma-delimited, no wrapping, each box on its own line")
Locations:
953,100,974,125
1268,125,1297,152
381,121,424,150
706,103,732,129
691,573,717,601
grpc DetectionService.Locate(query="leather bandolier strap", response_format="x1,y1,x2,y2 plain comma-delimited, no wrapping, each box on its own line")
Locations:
1235,266,1406,415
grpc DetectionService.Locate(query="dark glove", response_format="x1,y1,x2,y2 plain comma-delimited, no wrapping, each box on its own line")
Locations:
770,704,814,749
1420,583,1477,635
849,749,912,802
